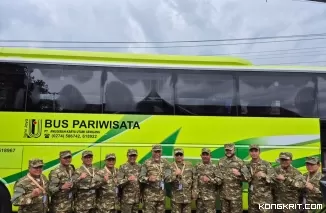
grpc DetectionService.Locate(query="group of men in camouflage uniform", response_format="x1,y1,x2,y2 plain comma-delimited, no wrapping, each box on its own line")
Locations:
11,143,323,213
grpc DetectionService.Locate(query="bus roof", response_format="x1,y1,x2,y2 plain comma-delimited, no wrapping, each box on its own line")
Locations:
1,47,326,72
0,47,252,67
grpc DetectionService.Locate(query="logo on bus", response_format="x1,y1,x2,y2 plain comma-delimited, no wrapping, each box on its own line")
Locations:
24,119,42,138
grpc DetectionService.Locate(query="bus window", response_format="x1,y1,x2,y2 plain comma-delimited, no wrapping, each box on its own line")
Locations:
238,73,317,117
103,67,174,115
317,76,326,118
26,64,102,113
174,71,236,116
0,62,28,111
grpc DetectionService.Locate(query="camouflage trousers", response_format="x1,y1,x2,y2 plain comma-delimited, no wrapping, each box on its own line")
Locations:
120,203,139,213
51,211,73,213
97,210,117,213
18,210,47,213
143,201,165,213
220,198,242,213
74,209,97,213
171,201,191,213
196,199,215,213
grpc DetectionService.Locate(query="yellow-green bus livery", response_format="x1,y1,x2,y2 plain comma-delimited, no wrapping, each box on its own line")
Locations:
0,47,325,212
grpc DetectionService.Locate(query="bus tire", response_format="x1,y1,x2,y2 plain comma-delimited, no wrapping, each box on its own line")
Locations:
0,182,11,213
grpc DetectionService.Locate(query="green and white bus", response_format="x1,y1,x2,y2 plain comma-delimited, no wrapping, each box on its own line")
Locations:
0,47,325,212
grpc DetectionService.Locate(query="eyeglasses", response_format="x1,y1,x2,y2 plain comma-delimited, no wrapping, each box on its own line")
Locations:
175,153,183,157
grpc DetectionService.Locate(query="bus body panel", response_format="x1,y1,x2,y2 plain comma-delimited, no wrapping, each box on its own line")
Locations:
0,48,324,211
0,112,321,210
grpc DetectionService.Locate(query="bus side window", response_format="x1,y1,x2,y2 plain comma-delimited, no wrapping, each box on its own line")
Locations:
0,62,28,112
103,67,174,115
317,76,326,119
25,64,102,113
174,71,236,116
238,72,317,118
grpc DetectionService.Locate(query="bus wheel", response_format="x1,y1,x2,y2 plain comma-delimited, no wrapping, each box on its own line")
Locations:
0,182,11,213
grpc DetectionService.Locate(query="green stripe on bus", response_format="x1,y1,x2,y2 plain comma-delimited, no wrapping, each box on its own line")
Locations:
4,115,151,184
139,128,181,164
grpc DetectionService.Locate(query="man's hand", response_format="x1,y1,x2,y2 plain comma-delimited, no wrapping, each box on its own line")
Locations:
276,174,285,181
79,172,87,180
256,171,266,178
61,182,73,190
306,182,314,190
232,169,241,176
149,175,157,182
201,175,210,182
128,175,137,181
31,188,42,197
175,168,182,176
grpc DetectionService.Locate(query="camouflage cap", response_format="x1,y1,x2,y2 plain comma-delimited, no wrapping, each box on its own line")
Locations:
29,158,44,168
60,150,72,158
306,156,320,165
224,143,235,150
201,148,211,154
174,148,184,154
127,149,138,156
279,152,292,160
249,144,260,150
105,153,116,160
82,150,93,157
152,144,162,151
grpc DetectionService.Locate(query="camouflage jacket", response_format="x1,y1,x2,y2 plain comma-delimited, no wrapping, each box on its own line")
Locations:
117,162,141,204
11,174,49,213
138,158,172,202
218,156,250,201
247,158,275,205
302,171,323,204
96,166,119,211
48,164,74,212
170,161,194,203
71,164,101,211
193,161,222,201
273,165,306,204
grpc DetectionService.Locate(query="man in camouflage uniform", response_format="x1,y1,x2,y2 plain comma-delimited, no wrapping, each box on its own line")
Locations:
193,148,222,213
71,150,101,213
218,143,250,213
117,149,141,213
170,148,195,213
138,144,172,213
301,156,323,213
96,153,119,213
247,144,275,213
11,159,49,213
273,152,306,213
48,150,75,213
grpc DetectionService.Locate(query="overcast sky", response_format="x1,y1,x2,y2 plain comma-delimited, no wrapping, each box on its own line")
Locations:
0,0,326,66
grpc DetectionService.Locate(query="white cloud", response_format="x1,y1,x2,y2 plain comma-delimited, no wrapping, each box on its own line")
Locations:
0,0,325,65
